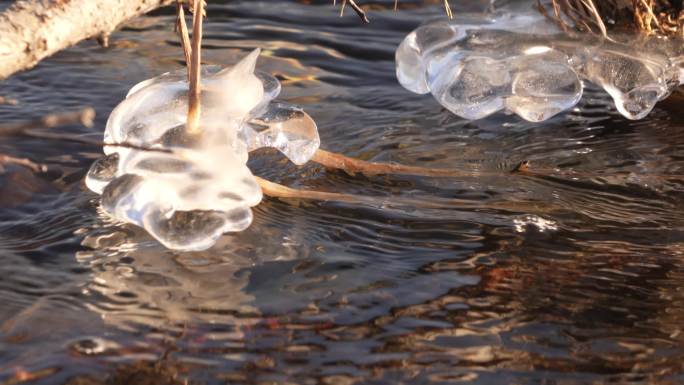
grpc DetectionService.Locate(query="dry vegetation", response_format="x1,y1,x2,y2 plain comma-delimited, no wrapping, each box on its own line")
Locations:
334,0,683,37
534,0,681,37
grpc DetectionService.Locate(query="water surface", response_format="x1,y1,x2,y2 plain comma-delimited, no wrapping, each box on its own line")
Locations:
1,1,684,384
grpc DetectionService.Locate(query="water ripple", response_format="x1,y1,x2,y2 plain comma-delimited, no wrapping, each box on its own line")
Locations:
1,1,684,384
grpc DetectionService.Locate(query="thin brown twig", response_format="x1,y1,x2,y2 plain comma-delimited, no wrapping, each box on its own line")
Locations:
336,0,454,22
19,129,172,153
310,148,486,178
0,107,172,173
336,0,368,22
444,0,453,19
298,149,684,181
347,0,369,23
0,108,167,172
0,108,95,136
0,107,169,153
0,154,46,173
175,0,192,80
255,176,569,214
551,0,572,32
256,176,500,210
256,176,369,203
0,96,18,106
582,0,608,38
186,0,205,135
542,0,684,37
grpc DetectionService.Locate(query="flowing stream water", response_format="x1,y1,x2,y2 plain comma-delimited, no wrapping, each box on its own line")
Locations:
1,1,684,384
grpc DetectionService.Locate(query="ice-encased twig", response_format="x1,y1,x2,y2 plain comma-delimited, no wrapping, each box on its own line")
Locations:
86,50,321,251
396,10,684,121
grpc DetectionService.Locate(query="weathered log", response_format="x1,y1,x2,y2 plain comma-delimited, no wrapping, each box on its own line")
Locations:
0,0,173,80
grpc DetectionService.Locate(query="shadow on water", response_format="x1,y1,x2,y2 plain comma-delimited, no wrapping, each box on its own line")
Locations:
0,0,684,384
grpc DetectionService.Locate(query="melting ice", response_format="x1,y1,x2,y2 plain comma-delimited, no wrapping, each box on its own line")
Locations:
86,49,320,251
396,10,684,122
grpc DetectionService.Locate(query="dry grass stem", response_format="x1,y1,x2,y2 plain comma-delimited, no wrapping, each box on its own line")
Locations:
255,176,490,209
175,0,192,80
0,107,171,154
444,0,453,18
186,0,205,135
0,154,46,173
311,149,488,178
22,130,173,153
0,96,18,106
541,0,684,37
256,176,569,214
0,108,95,136
256,176,368,203
0,107,169,173
335,0,452,22
338,0,369,23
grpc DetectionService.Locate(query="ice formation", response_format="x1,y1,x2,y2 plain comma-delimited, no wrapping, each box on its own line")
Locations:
396,11,684,122
86,49,320,251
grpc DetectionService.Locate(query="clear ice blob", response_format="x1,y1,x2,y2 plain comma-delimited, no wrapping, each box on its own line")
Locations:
505,52,583,122
396,21,457,94
243,102,320,165
396,9,684,122
86,49,320,251
578,47,672,120
428,55,511,120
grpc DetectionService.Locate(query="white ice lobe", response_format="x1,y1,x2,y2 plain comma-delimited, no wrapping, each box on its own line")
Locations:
396,12,684,121
86,49,320,251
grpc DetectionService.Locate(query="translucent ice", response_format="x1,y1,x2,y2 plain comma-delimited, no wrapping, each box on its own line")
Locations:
242,102,320,165
505,52,583,122
86,49,320,251
577,47,675,119
396,11,684,121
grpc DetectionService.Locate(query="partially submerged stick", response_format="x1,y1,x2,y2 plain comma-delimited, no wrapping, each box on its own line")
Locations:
256,176,369,203
311,148,498,178
0,107,171,154
0,154,46,173
186,0,205,135
0,108,95,136
255,176,564,214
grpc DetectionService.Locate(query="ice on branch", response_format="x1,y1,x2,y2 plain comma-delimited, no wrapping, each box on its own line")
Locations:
86,49,320,251
396,11,684,122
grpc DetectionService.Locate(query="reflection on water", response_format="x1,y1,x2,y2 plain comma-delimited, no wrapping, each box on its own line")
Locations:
1,1,684,384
